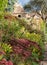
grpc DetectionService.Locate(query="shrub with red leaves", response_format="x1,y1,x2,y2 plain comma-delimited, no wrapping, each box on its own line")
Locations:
9,38,41,50
0,59,13,65
9,38,42,61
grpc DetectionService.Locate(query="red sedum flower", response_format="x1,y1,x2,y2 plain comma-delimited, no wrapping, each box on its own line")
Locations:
0,59,13,65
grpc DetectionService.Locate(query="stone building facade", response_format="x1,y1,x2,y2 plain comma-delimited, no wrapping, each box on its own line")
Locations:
12,3,26,18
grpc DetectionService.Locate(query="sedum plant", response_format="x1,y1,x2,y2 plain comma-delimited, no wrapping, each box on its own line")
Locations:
0,43,12,54
9,38,44,65
0,43,13,61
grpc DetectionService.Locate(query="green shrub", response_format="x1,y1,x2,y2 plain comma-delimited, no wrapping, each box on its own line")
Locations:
0,19,22,42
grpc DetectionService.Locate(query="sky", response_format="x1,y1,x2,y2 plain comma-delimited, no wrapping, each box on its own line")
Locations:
18,0,30,6
18,0,47,6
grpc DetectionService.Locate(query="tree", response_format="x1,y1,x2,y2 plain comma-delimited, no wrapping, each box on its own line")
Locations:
24,0,47,21
24,0,47,12
6,0,17,12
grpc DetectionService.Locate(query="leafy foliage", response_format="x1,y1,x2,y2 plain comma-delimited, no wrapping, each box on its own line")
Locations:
0,0,8,19
20,31,44,48
0,0,8,11
0,18,22,42
9,38,44,65
0,42,12,61
0,43,12,54
0,0,45,65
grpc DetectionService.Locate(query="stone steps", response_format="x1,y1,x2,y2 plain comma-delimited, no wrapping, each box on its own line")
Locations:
40,44,47,65
43,44,47,61
40,61,47,65
43,51,47,61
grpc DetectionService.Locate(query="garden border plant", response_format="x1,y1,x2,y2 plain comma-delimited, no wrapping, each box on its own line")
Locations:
0,0,45,65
